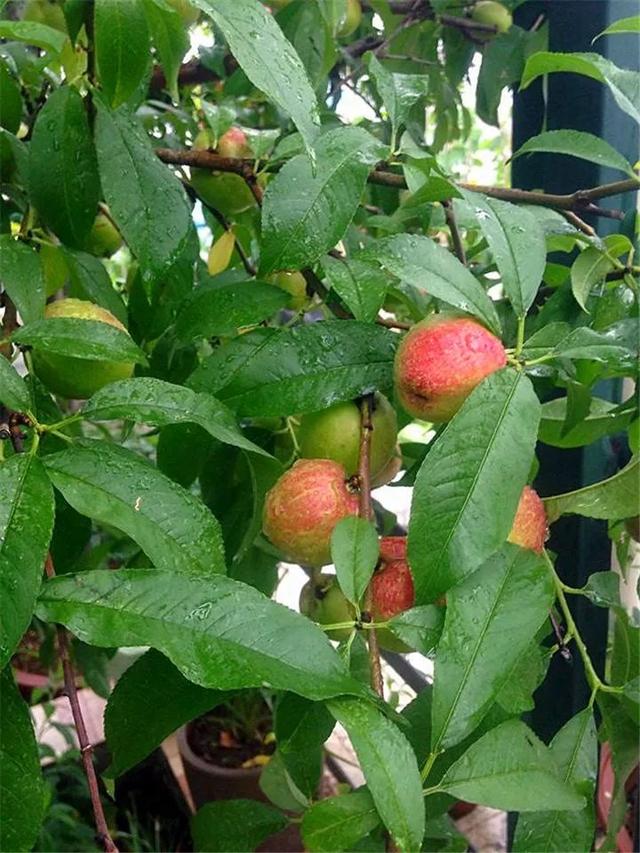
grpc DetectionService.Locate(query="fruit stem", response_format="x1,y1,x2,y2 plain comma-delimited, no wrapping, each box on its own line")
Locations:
544,550,623,697
357,394,385,697
515,315,526,357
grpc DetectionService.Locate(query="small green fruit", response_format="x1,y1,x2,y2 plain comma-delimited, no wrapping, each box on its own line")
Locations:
165,0,200,26
470,1,513,39
40,244,68,296
300,576,355,641
268,271,308,311
190,129,256,217
32,298,135,399
298,393,398,479
86,212,122,257
338,0,362,37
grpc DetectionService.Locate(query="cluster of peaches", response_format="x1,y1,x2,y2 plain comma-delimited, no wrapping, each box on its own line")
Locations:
262,316,548,648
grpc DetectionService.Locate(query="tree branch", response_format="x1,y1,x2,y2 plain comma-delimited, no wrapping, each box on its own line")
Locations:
442,199,466,265
44,554,119,853
357,395,384,698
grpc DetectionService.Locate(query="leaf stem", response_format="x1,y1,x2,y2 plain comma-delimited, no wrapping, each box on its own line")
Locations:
515,316,526,357
420,750,438,783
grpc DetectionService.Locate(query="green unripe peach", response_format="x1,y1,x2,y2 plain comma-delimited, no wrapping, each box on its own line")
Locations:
338,0,362,37
165,0,200,26
40,244,68,296
370,444,402,489
299,575,355,641
32,298,134,399
268,271,308,311
86,212,122,257
24,0,67,32
298,393,398,480
470,1,512,39
190,128,256,217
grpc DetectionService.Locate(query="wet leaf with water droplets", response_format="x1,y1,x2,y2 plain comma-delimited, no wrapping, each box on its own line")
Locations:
43,440,225,576
190,320,398,417
0,668,46,851
360,233,501,334
431,545,553,751
408,370,541,603
193,0,320,156
29,86,100,248
94,100,191,277
83,377,271,457
36,568,369,701
0,236,45,325
0,455,54,669
95,0,150,109
260,127,385,275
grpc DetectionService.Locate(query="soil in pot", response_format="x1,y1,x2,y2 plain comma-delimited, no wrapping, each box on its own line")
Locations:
187,696,276,771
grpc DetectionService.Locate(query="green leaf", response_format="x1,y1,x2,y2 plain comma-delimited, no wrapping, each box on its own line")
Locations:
94,101,191,276
437,719,585,812
458,191,546,317
94,0,150,108
539,397,635,449
512,130,634,177
571,251,613,313
175,281,288,343
331,517,379,607
301,789,381,853
0,455,54,668
360,234,501,334
143,0,188,103
260,749,309,812
388,605,444,655
275,694,335,799
0,60,22,134
0,236,46,325
0,357,30,413
327,697,425,852
29,86,99,249
191,800,287,853
594,15,640,40
368,55,427,150
83,377,270,457
408,369,541,603
0,19,66,53
43,440,226,577
193,0,320,156
520,52,640,124
476,27,532,127
580,571,622,611
260,127,384,274
323,256,388,323
544,457,639,523
496,642,551,715
431,546,554,751
36,568,367,700
62,249,127,324
514,709,597,852
105,649,226,776
0,669,45,852
546,326,637,368
13,317,146,364
191,321,397,418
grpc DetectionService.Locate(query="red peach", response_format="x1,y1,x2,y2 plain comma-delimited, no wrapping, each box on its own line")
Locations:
378,536,407,564
218,126,252,159
262,459,359,566
394,315,507,422
371,560,415,621
508,485,548,553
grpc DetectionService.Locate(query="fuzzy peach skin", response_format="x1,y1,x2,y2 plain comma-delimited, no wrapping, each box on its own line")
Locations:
378,535,407,564
508,485,548,553
394,315,507,422
371,560,415,620
217,126,252,158
263,459,359,566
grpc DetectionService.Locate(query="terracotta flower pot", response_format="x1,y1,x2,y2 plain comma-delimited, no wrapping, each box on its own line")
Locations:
177,725,267,810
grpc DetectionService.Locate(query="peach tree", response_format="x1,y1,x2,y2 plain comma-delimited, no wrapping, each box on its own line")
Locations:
0,1,638,851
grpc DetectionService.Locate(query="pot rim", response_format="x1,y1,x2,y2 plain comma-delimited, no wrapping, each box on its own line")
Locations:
176,725,264,779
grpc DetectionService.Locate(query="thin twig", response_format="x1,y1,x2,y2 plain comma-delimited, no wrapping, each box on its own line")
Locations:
375,316,412,330
357,395,384,698
549,609,572,661
442,200,466,265
559,210,595,237
44,555,119,853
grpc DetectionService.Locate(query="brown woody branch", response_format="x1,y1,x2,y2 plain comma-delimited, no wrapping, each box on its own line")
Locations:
442,200,467,265
357,395,384,698
44,554,119,853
